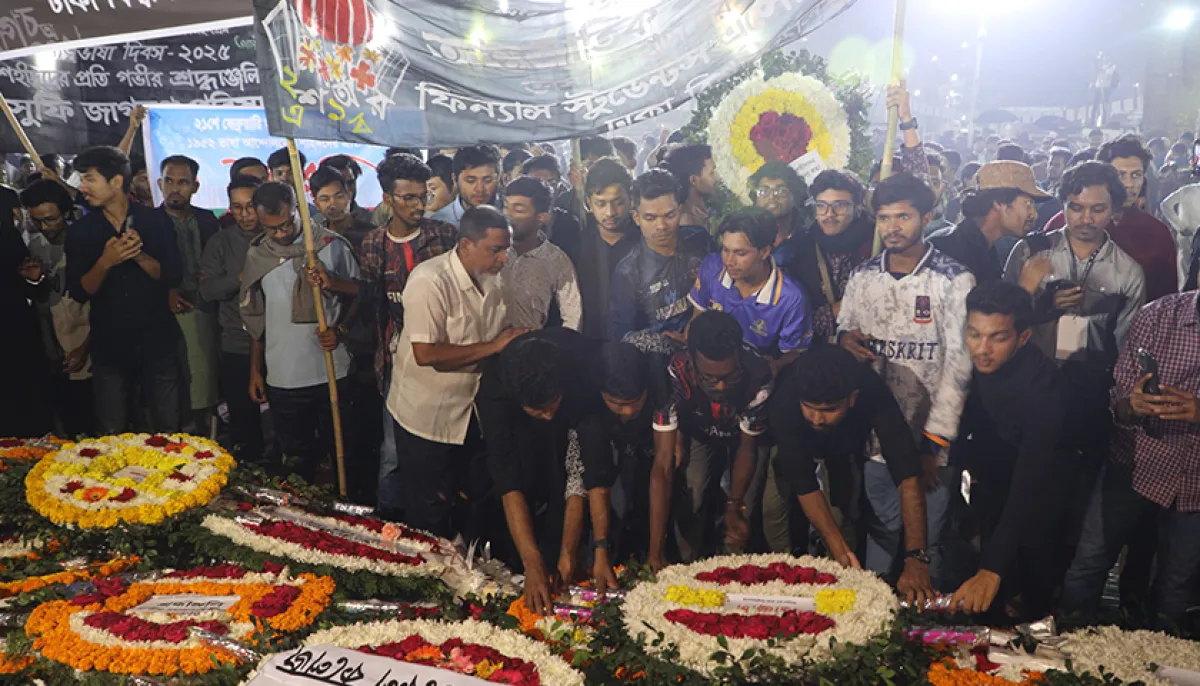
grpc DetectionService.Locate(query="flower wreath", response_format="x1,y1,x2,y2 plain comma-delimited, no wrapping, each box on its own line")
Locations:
0,555,139,600
243,618,585,686
25,563,334,677
622,554,895,677
25,434,235,529
1060,626,1200,685
0,640,34,675
0,436,65,464
929,658,1046,686
707,71,852,201
199,510,447,580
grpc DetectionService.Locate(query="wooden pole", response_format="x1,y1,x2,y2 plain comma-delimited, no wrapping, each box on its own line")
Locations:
878,0,907,182
571,138,586,215
875,0,907,255
285,138,347,497
0,92,44,169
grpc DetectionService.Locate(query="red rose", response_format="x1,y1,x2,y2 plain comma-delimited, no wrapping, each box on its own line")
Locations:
60,480,83,493
0,439,20,448
749,111,813,164
168,472,193,482
79,448,99,458
262,561,284,574
193,450,214,459
145,435,168,447
111,488,136,502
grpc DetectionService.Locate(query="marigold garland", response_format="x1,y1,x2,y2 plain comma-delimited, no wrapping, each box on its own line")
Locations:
25,567,334,676
928,660,1045,686
25,433,235,529
0,556,140,599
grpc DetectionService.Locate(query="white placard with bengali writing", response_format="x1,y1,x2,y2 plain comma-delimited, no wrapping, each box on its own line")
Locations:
129,594,239,617
724,594,816,614
247,645,494,686
111,466,155,483
789,149,829,186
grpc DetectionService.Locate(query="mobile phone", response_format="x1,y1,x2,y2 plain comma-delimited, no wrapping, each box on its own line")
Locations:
1193,140,1200,177
1138,348,1162,395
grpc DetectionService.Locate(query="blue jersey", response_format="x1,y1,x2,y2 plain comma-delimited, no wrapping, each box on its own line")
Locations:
689,254,812,356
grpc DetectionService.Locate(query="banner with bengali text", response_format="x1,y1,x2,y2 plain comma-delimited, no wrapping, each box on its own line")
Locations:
253,0,857,147
0,1,251,61
143,105,389,210
0,25,262,155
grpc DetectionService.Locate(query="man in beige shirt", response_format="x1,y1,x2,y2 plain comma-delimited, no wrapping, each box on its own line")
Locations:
387,205,529,539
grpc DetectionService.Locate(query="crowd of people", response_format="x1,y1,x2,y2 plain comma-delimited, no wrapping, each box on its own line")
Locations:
2,83,1198,632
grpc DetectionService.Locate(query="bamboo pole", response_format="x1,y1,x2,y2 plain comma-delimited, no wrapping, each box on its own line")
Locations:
285,139,347,497
0,92,44,168
874,0,907,255
571,138,586,215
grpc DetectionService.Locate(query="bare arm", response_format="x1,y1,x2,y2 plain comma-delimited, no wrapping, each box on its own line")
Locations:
502,491,553,615
648,429,677,571
558,495,586,584
797,490,855,564
117,105,147,154
898,476,928,552
412,339,501,372
133,251,161,281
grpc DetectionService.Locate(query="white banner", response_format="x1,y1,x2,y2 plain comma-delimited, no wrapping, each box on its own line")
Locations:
247,645,493,686
129,594,238,617
725,594,816,614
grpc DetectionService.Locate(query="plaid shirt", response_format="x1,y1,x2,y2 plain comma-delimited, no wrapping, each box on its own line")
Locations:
357,219,457,392
1110,291,1200,511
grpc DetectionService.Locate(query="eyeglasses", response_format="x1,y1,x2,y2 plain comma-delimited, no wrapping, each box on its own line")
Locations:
814,200,854,216
390,191,433,208
694,362,744,390
263,215,297,234
31,214,63,225
757,187,791,199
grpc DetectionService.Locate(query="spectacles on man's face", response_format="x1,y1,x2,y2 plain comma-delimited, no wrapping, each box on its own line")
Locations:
263,215,297,235
814,200,854,216
31,214,63,225
390,191,433,208
694,361,744,391
757,186,791,199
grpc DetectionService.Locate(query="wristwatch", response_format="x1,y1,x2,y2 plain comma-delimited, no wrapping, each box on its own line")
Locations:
594,538,611,555
904,548,931,565
898,117,919,131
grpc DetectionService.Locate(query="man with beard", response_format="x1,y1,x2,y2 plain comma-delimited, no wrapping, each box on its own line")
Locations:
838,172,975,591
241,182,359,483
748,162,810,271
562,159,640,341
358,154,457,521
158,155,221,433
771,344,933,603
387,206,529,539
649,311,773,568
430,145,501,229
610,169,712,352
500,176,582,331
20,179,94,437
928,161,1048,284
67,146,183,434
787,170,875,345
664,144,717,232
128,153,154,206
200,174,265,463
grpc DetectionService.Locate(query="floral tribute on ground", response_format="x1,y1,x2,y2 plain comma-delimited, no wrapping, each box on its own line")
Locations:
24,563,334,677
622,554,896,677
25,434,235,529
243,618,585,686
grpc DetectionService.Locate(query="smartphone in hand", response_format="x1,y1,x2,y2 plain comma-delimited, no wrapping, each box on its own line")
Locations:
1138,348,1162,395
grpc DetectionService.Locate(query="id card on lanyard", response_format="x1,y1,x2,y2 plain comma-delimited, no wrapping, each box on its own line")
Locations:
1056,239,1105,361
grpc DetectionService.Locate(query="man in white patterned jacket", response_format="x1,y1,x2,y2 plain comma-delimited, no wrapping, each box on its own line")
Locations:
838,171,975,592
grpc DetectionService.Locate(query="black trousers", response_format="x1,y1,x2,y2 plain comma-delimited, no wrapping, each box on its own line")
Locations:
267,380,345,484
392,416,490,541
49,375,95,439
93,351,182,435
219,351,263,463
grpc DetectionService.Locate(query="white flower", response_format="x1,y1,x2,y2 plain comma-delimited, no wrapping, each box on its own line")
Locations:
1061,626,1200,686
201,515,445,578
623,553,896,677
241,618,584,686
707,71,853,201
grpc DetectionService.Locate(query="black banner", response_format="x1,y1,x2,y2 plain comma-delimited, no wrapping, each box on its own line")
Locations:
0,1,251,61
0,26,262,155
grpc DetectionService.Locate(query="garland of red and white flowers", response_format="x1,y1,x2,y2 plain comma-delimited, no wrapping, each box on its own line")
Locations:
25,563,334,677
622,554,895,677
242,618,585,686
200,512,446,579
1060,626,1200,686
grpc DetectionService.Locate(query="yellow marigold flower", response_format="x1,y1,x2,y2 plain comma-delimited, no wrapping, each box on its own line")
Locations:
814,588,857,615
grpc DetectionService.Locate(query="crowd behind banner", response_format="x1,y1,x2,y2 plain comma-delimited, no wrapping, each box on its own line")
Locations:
3,80,1200,632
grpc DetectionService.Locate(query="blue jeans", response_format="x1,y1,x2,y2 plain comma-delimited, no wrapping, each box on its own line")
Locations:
377,380,402,518
862,460,954,590
1062,466,1200,628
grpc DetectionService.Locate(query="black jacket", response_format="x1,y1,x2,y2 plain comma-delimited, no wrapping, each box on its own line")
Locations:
927,218,1002,284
